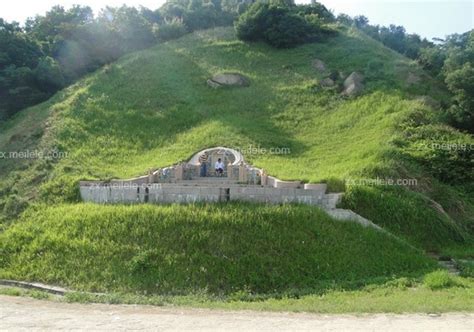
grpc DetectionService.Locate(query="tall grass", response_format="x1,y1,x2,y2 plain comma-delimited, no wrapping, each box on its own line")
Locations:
0,203,435,294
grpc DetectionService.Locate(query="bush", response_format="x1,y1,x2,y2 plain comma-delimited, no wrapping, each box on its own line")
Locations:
2,194,28,220
423,270,458,290
153,19,188,42
235,3,320,48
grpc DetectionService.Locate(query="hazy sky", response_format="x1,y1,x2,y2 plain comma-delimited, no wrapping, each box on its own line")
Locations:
1,0,473,40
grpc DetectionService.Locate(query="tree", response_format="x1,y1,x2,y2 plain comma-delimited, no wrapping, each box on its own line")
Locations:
235,3,323,48
35,56,65,89
353,15,368,28
445,62,474,132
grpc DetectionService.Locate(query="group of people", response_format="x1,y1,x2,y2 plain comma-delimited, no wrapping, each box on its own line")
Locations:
199,152,225,177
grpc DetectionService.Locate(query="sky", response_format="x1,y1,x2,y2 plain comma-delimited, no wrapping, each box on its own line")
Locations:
1,0,473,40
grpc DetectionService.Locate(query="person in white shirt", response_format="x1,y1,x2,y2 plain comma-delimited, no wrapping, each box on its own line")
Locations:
215,158,224,177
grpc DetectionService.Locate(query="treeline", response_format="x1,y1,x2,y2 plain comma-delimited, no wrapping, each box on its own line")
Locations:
338,14,473,133
0,0,244,121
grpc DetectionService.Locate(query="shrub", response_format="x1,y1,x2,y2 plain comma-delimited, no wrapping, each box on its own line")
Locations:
2,194,28,220
235,3,320,48
153,19,188,42
423,270,458,290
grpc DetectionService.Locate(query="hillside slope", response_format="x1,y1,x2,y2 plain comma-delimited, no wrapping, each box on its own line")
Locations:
0,26,472,255
0,203,434,294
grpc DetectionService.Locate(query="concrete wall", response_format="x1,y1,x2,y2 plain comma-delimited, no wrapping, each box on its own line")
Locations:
79,183,339,208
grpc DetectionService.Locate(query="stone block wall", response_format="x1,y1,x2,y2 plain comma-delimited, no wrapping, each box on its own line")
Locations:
79,182,339,208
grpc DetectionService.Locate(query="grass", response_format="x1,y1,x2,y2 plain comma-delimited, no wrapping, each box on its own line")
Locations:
0,27,451,185
0,203,435,295
342,185,467,251
423,270,460,290
2,274,473,313
0,26,472,308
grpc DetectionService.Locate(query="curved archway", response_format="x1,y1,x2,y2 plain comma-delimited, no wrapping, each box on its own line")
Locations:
187,147,244,166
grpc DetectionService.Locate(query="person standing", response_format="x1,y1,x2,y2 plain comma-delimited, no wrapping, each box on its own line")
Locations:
199,152,209,177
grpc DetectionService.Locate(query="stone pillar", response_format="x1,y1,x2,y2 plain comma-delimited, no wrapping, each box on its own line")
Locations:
227,162,233,179
238,162,247,183
175,164,184,181
260,169,268,187
148,168,154,183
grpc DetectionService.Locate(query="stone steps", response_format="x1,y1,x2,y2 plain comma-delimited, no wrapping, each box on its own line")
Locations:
438,259,461,275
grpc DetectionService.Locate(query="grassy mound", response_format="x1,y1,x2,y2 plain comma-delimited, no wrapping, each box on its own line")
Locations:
342,186,467,250
0,203,435,294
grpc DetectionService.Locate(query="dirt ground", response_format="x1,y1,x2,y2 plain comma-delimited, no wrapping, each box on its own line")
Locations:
1,295,473,331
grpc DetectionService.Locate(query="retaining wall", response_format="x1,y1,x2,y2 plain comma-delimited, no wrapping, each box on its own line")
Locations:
79,183,340,208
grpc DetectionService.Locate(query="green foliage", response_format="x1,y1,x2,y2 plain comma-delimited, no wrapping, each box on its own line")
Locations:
2,279,474,313
342,185,466,250
2,194,28,220
0,203,434,294
458,260,474,278
399,119,474,185
153,18,187,42
35,56,65,89
423,270,459,290
159,0,236,32
445,62,474,132
235,3,328,48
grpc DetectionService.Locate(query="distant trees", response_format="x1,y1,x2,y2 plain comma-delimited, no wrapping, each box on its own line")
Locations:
0,18,50,119
342,15,432,60
235,1,334,48
160,0,236,31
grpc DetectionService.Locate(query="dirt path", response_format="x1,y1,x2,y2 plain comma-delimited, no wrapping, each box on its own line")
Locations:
1,295,473,331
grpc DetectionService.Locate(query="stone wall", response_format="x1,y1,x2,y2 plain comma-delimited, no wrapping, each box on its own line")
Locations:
79,183,340,208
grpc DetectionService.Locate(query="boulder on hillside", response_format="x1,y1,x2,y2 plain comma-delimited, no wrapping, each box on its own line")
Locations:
207,73,250,88
342,72,364,96
320,77,335,88
311,59,327,73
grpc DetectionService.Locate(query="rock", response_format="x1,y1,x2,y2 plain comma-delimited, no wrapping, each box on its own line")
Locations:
343,72,364,88
342,72,364,96
311,59,327,73
304,183,327,192
320,77,335,88
207,73,249,88
206,79,221,89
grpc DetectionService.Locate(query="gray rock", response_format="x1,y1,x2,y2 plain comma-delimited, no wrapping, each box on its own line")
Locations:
342,72,364,96
343,72,364,88
207,73,250,88
312,59,327,73
320,77,335,88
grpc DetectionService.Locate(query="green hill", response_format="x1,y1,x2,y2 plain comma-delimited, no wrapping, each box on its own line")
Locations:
0,26,472,295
